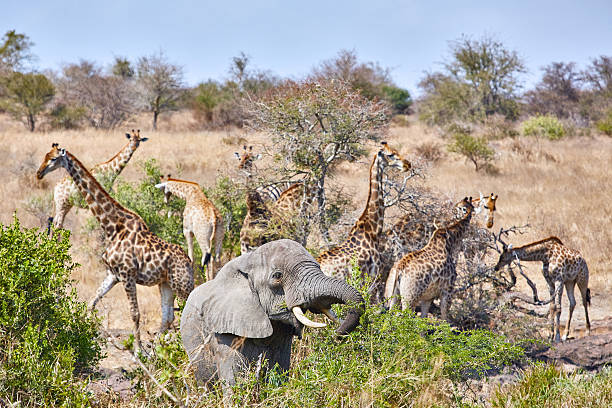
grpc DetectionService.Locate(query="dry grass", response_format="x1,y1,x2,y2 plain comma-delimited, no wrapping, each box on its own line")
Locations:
1,112,610,341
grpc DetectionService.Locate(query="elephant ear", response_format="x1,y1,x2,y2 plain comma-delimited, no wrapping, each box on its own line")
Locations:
200,255,273,338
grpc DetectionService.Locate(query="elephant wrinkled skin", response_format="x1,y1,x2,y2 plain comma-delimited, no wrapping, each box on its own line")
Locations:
180,239,364,389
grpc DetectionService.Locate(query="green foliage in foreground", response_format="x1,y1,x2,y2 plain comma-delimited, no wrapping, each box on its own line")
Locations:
521,114,566,140
0,216,102,407
127,275,525,407
492,364,612,408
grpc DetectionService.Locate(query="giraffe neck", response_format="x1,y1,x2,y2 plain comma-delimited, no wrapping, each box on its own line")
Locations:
246,187,268,217
94,137,139,181
63,152,136,236
511,241,554,263
429,209,473,254
166,180,202,203
353,152,384,237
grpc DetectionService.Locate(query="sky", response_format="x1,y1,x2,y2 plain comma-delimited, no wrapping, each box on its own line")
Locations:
2,1,612,95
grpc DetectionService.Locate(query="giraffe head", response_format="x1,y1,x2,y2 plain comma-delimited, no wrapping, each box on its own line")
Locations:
234,145,261,176
125,129,149,145
155,174,173,203
379,141,411,172
494,243,515,271
473,193,498,228
37,143,67,180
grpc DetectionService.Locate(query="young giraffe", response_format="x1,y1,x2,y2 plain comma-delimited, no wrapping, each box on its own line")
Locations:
235,146,277,253
235,146,312,252
384,193,497,257
37,142,194,354
384,197,474,320
317,142,411,300
494,237,591,342
51,130,148,228
155,176,224,281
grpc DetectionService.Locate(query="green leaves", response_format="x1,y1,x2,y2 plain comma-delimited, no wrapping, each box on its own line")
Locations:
0,215,102,406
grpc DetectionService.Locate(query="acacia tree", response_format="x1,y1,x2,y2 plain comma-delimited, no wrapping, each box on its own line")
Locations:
419,35,525,125
1,71,54,131
136,51,184,130
244,80,390,243
0,30,34,74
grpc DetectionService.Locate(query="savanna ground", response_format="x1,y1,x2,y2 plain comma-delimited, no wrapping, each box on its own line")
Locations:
1,111,611,405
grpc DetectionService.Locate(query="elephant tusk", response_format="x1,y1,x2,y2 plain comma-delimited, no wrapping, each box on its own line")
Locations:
292,306,326,328
321,308,344,325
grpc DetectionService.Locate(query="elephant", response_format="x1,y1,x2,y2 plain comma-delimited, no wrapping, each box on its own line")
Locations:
180,239,364,392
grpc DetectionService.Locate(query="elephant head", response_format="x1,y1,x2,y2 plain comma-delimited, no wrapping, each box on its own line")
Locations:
181,239,364,384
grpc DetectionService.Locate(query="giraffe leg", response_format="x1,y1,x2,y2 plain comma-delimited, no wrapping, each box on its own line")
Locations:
158,282,175,334
577,277,591,336
123,278,144,354
420,300,432,318
89,272,118,309
53,200,71,229
545,278,556,341
439,290,452,321
552,280,564,343
184,229,195,263
562,280,577,341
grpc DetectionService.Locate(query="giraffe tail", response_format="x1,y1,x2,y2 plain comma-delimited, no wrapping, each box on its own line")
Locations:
586,288,591,306
202,252,211,266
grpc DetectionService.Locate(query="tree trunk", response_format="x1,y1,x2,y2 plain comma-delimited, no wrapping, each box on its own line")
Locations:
315,172,330,245
28,113,35,132
152,110,159,131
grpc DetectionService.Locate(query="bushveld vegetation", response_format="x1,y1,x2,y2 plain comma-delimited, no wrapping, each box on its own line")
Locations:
0,28,611,407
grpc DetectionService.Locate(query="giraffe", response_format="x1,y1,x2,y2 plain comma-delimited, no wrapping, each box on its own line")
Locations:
384,192,497,259
155,176,224,281
316,141,411,300
494,237,591,342
51,130,148,229
384,197,474,320
235,145,313,252
36,140,194,354
235,146,277,253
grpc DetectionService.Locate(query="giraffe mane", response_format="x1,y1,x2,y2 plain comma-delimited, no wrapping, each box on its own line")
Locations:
512,236,564,250
66,151,142,220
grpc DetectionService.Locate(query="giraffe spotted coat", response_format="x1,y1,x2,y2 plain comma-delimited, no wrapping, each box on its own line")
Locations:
155,176,224,281
495,237,591,342
37,137,193,354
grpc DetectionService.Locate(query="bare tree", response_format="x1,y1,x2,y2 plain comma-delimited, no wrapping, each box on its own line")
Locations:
244,79,390,244
136,51,184,130
55,60,135,129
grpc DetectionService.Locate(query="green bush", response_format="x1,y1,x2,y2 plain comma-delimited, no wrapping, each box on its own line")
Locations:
202,176,247,257
596,110,612,136
447,131,495,172
48,103,86,130
0,216,102,407
492,364,612,408
112,158,185,246
521,114,566,140
127,271,524,407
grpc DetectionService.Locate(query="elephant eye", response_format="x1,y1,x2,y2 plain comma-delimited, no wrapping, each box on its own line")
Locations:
271,271,282,281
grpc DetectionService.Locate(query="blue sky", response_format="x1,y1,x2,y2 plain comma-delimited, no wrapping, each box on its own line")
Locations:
3,1,611,94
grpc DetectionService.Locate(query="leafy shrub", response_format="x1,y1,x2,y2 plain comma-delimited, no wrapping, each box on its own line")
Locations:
521,114,566,140
596,109,612,136
126,271,524,407
48,103,86,130
0,216,102,406
492,364,612,408
203,176,247,257
112,158,185,247
447,131,495,172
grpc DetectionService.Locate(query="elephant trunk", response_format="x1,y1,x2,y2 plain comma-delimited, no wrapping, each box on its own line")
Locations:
294,267,364,336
